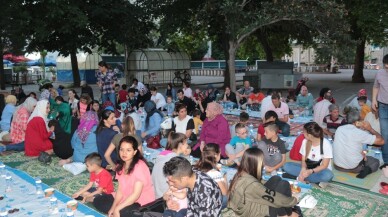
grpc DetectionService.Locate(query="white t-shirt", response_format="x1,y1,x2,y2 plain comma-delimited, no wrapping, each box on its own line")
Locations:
206,169,225,183
183,88,193,98
364,112,380,134
333,124,376,169
313,99,331,127
299,138,333,170
261,96,272,119
129,112,142,131
151,93,166,109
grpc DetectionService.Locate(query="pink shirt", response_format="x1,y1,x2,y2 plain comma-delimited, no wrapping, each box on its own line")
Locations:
115,160,155,206
268,102,289,121
374,69,388,104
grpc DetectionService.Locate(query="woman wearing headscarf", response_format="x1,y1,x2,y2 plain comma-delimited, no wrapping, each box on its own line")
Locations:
70,111,99,163
0,97,37,154
141,100,164,140
24,100,55,157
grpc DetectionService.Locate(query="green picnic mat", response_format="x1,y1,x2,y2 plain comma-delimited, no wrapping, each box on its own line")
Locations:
285,155,381,190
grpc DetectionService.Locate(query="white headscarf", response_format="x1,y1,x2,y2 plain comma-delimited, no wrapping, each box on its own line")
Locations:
28,100,49,124
23,97,38,113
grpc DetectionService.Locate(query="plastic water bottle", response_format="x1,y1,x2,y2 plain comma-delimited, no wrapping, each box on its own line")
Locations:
0,208,8,217
237,104,241,111
189,156,194,165
35,177,43,195
167,106,172,117
5,174,12,192
66,211,75,217
50,197,58,214
0,162,5,178
305,107,309,116
277,168,283,177
142,141,147,151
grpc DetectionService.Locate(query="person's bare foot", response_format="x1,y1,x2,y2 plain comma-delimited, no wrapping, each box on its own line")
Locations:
58,159,71,166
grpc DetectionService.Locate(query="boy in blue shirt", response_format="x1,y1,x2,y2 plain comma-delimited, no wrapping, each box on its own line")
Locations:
224,123,252,166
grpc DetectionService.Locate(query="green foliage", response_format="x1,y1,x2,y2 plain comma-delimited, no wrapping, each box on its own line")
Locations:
236,37,266,64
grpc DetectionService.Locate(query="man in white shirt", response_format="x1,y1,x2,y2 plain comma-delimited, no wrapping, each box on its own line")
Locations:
313,93,332,127
260,89,274,120
333,109,384,178
267,93,291,136
131,78,147,96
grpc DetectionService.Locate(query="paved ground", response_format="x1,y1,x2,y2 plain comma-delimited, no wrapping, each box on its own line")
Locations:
3,69,377,111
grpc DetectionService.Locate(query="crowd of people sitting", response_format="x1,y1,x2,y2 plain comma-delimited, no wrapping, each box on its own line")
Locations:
0,58,387,217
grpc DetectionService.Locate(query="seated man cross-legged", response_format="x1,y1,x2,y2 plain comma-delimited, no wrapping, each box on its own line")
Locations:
333,109,384,178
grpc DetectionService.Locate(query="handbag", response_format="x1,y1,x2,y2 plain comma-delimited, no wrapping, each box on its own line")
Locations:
38,152,52,164
146,135,161,149
304,138,323,169
305,158,322,169
131,197,165,216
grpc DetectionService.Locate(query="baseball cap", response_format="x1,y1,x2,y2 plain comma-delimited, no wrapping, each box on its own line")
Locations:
358,89,367,97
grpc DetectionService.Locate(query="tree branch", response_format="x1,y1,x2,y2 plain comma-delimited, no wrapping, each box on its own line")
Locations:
237,17,298,45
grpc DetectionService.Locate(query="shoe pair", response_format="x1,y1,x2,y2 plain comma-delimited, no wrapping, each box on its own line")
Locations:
379,182,388,195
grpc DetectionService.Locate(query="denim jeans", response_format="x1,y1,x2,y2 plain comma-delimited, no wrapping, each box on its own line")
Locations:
283,162,334,183
276,120,290,137
379,102,388,163
5,141,25,151
102,92,116,104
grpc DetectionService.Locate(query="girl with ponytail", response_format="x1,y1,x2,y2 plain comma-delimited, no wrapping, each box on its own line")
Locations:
283,122,334,183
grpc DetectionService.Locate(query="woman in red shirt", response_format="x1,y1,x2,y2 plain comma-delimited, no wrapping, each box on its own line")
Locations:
25,100,55,156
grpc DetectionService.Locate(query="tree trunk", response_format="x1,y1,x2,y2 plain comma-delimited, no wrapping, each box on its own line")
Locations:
352,39,366,83
0,44,5,90
221,37,231,90
257,30,274,62
124,45,130,85
228,41,238,92
70,51,81,87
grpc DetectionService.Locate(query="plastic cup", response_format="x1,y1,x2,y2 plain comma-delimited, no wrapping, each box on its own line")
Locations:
44,188,55,198
66,200,78,211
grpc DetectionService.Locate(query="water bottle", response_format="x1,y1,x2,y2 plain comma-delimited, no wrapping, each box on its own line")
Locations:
5,174,12,192
237,104,240,111
0,208,8,217
167,106,172,117
189,156,194,165
142,141,147,152
248,124,254,136
66,211,75,217
50,196,58,214
305,107,309,116
277,168,283,177
0,162,5,178
35,177,43,195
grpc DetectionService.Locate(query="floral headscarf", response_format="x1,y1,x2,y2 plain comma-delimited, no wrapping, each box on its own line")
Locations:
76,111,99,144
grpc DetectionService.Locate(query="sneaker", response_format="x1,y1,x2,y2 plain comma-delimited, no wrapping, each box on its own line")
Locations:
318,182,329,189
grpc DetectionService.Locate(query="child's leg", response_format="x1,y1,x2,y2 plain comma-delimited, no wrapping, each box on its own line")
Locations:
225,144,237,161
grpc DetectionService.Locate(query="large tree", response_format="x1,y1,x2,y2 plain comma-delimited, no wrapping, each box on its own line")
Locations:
342,0,388,82
154,0,346,91
0,0,29,90
25,0,98,87
25,0,153,86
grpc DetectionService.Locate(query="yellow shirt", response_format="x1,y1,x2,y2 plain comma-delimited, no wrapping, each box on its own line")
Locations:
193,117,203,135
360,104,371,120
